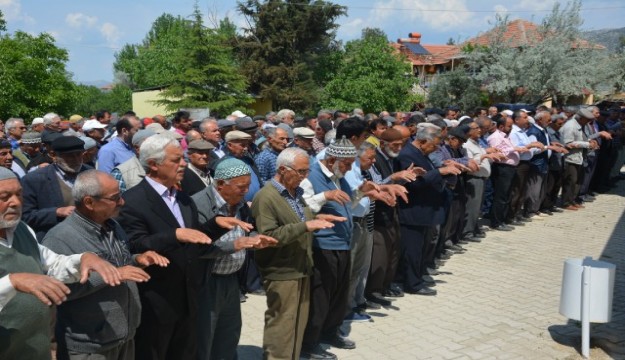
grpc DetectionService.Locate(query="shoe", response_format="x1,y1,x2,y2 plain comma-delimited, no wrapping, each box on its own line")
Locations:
508,220,524,226
564,205,578,211
321,334,356,349
536,212,550,217
344,311,372,322
447,244,465,251
426,268,440,276
550,207,564,213
389,283,405,297
525,214,544,220
358,300,381,310
472,231,487,238
439,253,451,260
239,293,247,303
422,274,436,283
574,204,585,209
517,216,532,223
465,236,482,243
406,287,437,296
301,344,338,359
249,289,266,296
540,209,553,216
368,293,393,305
458,239,469,245
491,224,514,231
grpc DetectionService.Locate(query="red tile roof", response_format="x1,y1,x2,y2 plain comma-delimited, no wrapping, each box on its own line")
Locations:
464,19,604,50
393,42,460,66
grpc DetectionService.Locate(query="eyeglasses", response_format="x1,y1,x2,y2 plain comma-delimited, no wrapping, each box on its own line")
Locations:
95,193,122,203
284,166,309,177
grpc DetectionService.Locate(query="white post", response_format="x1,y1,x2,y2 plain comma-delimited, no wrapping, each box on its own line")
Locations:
581,263,591,358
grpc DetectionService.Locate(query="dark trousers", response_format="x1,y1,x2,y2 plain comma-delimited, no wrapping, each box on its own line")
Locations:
237,249,263,293
489,164,516,227
580,155,598,196
303,248,350,349
507,161,531,221
397,225,433,292
366,216,400,295
591,147,617,191
135,301,196,360
562,163,584,206
440,195,466,247
198,273,241,360
541,170,562,210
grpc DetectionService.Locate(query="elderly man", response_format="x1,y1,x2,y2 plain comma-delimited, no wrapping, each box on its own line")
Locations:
252,147,339,360
181,139,214,196
192,158,277,360
5,118,27,150
43,170,169,360
216,130,263,202
111,129,155,193
22,136,91,240
560,109,598,210
0,167,122,359
42,112,62,138
255,127,289,182
31,117,45,133
200,118,224,159
300,137,378,359
276,109,295,126
117,134,241,359
11,132,42,177
396,125,460,296
293,127,317,157
97,116,142,173
83,120,108,147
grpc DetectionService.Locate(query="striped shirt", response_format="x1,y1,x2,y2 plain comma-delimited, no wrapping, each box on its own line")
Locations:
211,187,246,274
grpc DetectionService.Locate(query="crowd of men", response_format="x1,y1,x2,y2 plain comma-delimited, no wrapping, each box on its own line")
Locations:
0,103,624,360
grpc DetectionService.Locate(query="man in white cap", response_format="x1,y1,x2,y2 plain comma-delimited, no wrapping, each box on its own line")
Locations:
0,166,122,359
293,127,317,157
83,119,108,147
30,117,45,133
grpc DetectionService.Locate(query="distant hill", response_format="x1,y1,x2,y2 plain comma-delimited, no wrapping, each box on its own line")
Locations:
76,80,112,88
582,27,625,53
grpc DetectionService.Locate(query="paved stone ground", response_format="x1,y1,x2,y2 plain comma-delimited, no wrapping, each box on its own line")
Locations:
238,180,625,360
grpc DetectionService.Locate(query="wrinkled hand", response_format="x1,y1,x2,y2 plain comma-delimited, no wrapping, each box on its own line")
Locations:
79,252,122,286
324,189,350,205
315,214,348,222
216,217,254,232
135,251,169,268
381,184,409,204
369,190,396,207
360,180,379,193
485,147,501,154
391,169,417,183
253,235,278,249
599,131,612,140
305,219,335,232
589,140,599,150
9,273,70,306
56,206,75,218
439,165,462,176
118,265,151,283
175,228,212,245
467,159,480,172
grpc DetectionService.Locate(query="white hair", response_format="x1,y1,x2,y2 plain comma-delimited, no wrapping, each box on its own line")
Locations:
43,112,59,125
276,109,295,122
199,118,218,132
357,141,376,156
5,118,24,134
534,111,551,121
324,129,336,146
275,147,308,170
416,126,441,141
72,170,103,205
139,135,180,171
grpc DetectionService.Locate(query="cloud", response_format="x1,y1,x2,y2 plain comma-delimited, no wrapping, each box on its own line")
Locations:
0,0,35,25
65,12,98,29
370,0,473,31
100,22,121,46
338,18,365,39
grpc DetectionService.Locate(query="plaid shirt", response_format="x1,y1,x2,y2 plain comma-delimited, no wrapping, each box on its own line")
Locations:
211,187,246,275
111,167,127,193
254,148,280,182
271,179,306,221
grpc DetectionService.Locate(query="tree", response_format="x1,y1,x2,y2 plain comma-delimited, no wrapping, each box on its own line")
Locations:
466,0,617,105
0,30,76,120
155,5,252,114
446,37,456,45
113,14,192,89
320,28,414,113
0,10,6,32
237,0,346,112
72,85,133,116
427,69,486,111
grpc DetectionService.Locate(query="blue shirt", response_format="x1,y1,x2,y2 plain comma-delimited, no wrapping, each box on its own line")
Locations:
344,160,369,217
97,137,135,173
255,148,280,183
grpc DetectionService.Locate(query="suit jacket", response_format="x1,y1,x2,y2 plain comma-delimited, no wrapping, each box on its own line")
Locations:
21,164,90,241
396,142,448,226
180,167,208,196
117,179,226,325
372,149,396,225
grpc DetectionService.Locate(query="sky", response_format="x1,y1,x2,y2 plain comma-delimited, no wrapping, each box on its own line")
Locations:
1,0,624,83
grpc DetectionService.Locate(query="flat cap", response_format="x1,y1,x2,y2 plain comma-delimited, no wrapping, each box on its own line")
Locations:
79,136,97,150
42,132,63,145
235,116,258,131
217,119,235,129
293,127,315,139
379,128,403,142
448,125,469,141
69,114,83,123
132,129,156,146
577,108,595,120
31,117,44,125
225,130,252,142
188,139,215,151
52,136,84,153
145,123,165,134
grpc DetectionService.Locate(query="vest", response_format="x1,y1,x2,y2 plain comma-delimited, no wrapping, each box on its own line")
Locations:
115,156,145,190
307,161,354,250
0,222,52,360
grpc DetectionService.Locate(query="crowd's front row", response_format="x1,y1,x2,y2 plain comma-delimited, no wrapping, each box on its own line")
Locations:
0,108,621,360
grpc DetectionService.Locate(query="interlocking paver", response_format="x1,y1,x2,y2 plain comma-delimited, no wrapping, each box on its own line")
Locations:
237,180,625,359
